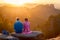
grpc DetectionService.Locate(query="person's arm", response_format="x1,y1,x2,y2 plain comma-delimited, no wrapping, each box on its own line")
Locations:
29,22,30,27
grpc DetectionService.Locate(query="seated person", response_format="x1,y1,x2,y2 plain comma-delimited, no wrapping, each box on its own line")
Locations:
14,17,23,33
23,18,31,34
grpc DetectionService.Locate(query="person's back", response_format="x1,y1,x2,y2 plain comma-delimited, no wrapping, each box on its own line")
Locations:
23,18,31,34
14,18,23,33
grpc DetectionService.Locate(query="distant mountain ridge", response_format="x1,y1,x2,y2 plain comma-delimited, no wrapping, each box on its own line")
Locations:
0,4,60,25
0,3,60,30
0,3,60,22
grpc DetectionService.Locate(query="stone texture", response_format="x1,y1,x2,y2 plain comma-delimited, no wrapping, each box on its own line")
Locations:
0,33,19,40
11,31,44,40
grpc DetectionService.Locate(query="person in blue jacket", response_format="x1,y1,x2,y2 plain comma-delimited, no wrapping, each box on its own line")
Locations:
14,18,23,33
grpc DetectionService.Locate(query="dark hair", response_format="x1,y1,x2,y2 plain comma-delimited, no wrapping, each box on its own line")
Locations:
17,18,19,21
25,18,28,21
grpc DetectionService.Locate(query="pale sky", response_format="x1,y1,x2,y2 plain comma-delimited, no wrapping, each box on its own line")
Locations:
0,0,59,4
0,0,60,9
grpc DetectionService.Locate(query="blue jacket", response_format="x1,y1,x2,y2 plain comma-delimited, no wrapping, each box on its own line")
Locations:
14,21,23,33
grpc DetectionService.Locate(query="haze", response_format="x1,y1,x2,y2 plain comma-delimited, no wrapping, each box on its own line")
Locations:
0,0,60,9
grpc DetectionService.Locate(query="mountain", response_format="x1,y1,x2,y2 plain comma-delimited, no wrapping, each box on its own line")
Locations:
0,3,60,38
0,3,60,30
28,4,60,28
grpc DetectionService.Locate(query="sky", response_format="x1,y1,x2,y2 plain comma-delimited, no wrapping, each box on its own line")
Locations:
0,0,59,4
0,0,60,9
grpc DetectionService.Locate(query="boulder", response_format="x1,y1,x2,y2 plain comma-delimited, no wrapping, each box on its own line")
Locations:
0,33,19,40
11,31,44,40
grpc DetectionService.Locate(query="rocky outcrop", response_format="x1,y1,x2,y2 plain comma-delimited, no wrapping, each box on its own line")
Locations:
11,31,44,40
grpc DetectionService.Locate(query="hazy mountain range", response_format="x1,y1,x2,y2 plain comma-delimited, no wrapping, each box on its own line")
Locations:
0,4,60,38
0,3,60,29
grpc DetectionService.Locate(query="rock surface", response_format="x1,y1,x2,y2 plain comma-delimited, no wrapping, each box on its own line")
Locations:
0,33,19,40
11,31,44,40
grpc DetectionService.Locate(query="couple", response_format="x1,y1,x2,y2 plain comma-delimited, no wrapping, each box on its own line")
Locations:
14,18,31,34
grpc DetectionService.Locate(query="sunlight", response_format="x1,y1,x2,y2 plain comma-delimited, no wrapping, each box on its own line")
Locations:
3,0,33,6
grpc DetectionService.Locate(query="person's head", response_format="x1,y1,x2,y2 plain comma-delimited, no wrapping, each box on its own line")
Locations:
16,17,19,21
25,18,28,21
